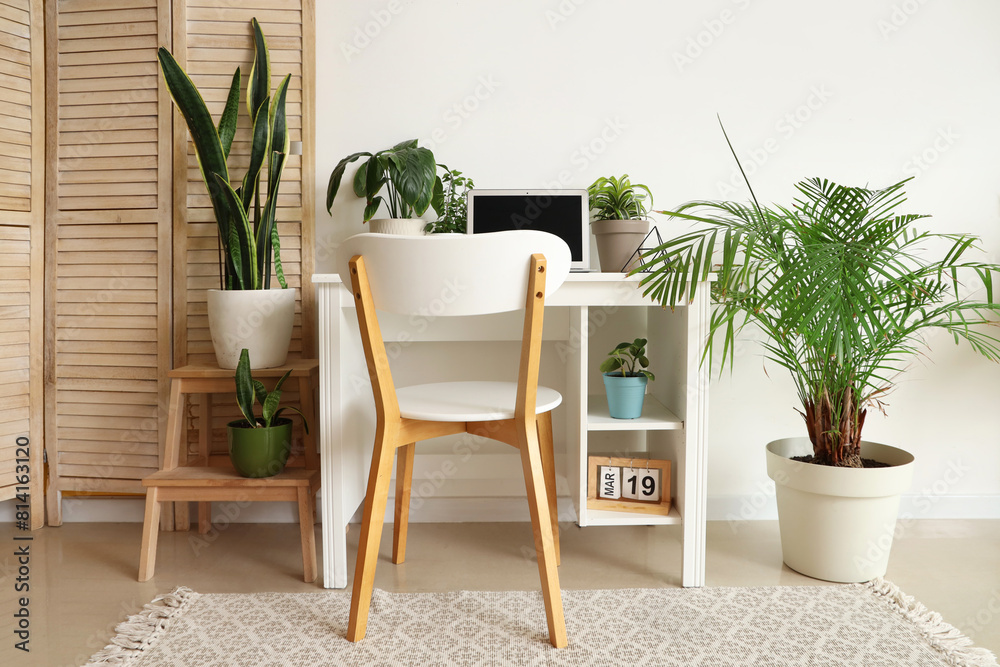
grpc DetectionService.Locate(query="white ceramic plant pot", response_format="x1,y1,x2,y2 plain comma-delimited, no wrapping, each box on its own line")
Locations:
369,218,426,235
766,437,915,583
206,288,296,369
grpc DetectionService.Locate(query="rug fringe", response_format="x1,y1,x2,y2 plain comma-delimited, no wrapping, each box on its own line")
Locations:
83,586,199,666
863,578,998,667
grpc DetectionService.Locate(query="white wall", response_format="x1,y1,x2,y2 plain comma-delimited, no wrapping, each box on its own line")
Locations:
315,0,1000,520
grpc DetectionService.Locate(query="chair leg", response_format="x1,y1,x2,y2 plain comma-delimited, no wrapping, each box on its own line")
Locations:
347,429,397,642
297,487,318,583
392,442,416,564
138,488,161,582
536,411,560,566
519,418,567,648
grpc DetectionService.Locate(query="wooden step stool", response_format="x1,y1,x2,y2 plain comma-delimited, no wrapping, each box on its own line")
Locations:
138,360,320,583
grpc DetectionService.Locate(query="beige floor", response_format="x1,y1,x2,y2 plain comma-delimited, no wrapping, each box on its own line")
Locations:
2,518,997,666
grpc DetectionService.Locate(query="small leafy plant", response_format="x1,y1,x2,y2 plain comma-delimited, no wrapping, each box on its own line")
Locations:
326,139,443,222
588,174,654,221
425,166,474,233
234,349,309,431
600,338,655,380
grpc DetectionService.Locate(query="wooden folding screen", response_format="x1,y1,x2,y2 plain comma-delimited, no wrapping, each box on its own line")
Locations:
172,1,315,455
44,0,173,524
0,0,43,530
42,0,315,524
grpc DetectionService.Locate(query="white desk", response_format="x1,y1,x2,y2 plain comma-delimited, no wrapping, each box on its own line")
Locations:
313,272,710,589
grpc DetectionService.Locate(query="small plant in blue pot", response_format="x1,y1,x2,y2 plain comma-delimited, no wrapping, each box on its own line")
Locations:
228,349,309,478
600,338,655,419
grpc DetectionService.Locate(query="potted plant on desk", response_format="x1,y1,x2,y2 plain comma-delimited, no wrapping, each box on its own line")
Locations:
158,18,296,369
600,338,655,419
588,174,655,272
326,139,443,235
639,165,1000,582
228,349,309,478
424,166,474,234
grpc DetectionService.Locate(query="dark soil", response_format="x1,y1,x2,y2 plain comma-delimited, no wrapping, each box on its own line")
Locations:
791,455,891,468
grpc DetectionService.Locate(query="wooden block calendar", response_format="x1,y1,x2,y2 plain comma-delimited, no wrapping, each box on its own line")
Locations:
587,456,672,516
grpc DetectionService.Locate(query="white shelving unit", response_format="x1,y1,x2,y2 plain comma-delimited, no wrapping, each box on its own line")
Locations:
550,273,711,588
314,272,711,589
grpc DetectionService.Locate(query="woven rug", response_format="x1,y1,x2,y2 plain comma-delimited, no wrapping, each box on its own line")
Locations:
84,579,996,667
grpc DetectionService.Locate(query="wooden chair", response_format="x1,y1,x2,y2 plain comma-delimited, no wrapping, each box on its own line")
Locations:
137,361,320,583
340,231,571,648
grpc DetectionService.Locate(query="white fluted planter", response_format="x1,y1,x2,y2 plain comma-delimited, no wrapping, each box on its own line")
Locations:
369,218,426,235
206,288,296,369
766,437,915,583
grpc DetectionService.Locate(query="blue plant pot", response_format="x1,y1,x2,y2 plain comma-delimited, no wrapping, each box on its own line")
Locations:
602,373,648,419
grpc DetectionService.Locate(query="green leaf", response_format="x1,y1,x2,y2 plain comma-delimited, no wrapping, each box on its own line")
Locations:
388,146,436,216
271,222,287,289
268,74,291,158
241,97,270,215
256,151,285,284
273,369,293,394
326,152,371,213
246,17,271,120
213,173,258,290
252,380,268,404
599,357,622,373
217,68,241,159
274,406,309,434
363,196,384,222
262,388,281,427
234,349,257,425
157,47,229,244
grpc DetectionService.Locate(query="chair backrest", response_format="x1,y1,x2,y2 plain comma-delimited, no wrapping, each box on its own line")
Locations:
337,231,571,316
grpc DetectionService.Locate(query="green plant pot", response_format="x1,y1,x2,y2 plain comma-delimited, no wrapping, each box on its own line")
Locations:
602,373,648,419
227,418,292,478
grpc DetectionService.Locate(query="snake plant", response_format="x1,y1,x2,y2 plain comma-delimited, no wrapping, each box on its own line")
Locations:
234,349,308,430
158,18,290,290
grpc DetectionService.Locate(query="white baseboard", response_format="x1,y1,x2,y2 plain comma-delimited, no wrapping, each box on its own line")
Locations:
708,494,1000,523
4,493,999,524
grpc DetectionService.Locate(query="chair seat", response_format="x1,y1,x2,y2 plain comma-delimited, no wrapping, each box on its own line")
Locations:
396,381,562,421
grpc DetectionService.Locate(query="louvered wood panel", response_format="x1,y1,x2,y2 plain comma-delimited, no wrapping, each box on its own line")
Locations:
0,0,43,530
173,0,315,456
44,0,172,525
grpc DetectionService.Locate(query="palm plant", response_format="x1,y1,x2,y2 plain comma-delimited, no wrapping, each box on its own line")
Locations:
588,174,654,220
640,174,1000,468
158,18,290,291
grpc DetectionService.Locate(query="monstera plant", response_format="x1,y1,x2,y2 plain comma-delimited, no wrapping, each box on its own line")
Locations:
158,18,290,291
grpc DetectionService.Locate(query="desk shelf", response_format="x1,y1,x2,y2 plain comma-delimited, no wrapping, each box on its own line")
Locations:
561,274,711,588
587,394,682,431
584,506,682,526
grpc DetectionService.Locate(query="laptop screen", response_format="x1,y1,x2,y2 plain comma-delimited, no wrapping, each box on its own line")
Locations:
467,189,589,271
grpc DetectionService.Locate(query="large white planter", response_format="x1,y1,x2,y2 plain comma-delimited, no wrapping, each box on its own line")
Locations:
206,288,296,369
765,437,915,583
369,218,426,235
